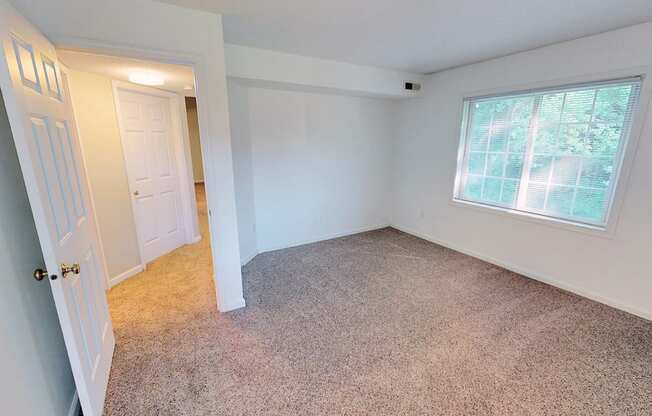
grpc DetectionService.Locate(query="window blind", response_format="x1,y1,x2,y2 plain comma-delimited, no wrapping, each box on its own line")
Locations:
455,77,641,227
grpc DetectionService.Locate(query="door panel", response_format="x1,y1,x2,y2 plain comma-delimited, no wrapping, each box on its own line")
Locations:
30,115,72,240
124,130,150,181
116,87,186,264
0,4,114,416
137,195,159,244
160,191,180,234
12,36,40,90
153,130,173,176
42,54,61,99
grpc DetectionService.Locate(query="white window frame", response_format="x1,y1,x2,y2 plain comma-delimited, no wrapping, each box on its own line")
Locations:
451,70,650,238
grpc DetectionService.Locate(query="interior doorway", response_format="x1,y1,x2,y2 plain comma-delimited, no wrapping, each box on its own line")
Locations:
58,50,207,288
59,49,216,412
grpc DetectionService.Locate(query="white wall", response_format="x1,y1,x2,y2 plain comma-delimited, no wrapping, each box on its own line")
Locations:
11,0,246,311
68,69,142,280
229,81,394,253
228,80,258,264
185,97,205,183
225,44,423,99
0,92,75,415
392,22,652,320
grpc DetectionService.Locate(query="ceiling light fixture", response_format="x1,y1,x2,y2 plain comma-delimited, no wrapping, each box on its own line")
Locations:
128,71,165,86
183,85,193,90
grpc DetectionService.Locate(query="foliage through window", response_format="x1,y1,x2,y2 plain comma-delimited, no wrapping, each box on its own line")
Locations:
455,78,641,227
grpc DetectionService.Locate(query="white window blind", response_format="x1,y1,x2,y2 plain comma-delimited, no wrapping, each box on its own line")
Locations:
455,77,641,227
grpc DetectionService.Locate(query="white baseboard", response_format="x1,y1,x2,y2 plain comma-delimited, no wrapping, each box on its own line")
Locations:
219,296,246,312
109,264,144,288
259,224,390,254
391,224,651,322
190,234,202,244
67,391,79,416
240,250,258,266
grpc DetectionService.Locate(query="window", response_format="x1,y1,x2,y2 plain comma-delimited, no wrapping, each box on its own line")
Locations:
454,77,641,228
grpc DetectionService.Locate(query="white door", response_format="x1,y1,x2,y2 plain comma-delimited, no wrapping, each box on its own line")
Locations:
115,86,186,264
0,3,114,416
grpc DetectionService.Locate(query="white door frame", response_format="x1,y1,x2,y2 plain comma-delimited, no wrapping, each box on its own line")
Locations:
32,33,246,312
111,80,200,276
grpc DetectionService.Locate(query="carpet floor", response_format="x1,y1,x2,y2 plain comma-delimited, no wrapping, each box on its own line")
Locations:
104,186,651,415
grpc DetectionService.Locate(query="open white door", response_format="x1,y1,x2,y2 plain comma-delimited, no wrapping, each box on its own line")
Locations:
0,3,114,415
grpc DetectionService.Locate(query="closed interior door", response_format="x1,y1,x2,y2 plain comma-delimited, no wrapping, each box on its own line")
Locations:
116,88,185,264
0,3,114,415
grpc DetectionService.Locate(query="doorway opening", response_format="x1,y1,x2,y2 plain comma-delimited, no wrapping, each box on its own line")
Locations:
58,49,209,290
57,48,221,410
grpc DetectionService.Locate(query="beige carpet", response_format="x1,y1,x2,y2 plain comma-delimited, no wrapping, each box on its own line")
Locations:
104,185,652,415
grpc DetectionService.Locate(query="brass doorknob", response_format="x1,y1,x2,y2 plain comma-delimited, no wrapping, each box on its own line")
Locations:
61,263,80,277
33,268,48,281
133,190,140,196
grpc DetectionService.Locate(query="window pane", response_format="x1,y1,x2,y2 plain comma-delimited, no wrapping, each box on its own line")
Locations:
587,124,622,156
501,179,519,205
539,93,564,123
457,78,640,227
594,86,631,124
463,175,483,200
551,156,580,186
505,154,524,179
547,185,575,216
573,188,607,221
508,125,528,153
579,158,613,189
558,124,590,155
534,125,558,154
525,183,546,210
489,129,507,151
470,124,489,151
561,90,595,123
511,97,535,125
487,153,505,177
468,152,485,175
482,177,502,202
529,155,552,182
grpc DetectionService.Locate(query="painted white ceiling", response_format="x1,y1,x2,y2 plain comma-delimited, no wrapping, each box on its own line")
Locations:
157,0,652,73
57,50,196,96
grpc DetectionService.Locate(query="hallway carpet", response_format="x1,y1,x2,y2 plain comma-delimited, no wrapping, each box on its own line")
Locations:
104,189,651,415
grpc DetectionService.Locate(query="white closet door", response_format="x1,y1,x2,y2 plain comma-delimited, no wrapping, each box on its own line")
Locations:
116,87,186,263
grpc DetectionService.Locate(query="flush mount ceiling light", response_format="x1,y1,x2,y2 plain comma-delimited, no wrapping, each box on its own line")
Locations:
128,71,165,86
183,85,193,90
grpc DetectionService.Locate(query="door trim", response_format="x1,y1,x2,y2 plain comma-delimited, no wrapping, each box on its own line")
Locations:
48,34,245,313
112,80,199,273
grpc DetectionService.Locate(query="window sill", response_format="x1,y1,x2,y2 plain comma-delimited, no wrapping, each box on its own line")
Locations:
449,198,617,240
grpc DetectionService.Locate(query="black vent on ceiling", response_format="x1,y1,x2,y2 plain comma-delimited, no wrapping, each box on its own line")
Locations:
404,82,421,91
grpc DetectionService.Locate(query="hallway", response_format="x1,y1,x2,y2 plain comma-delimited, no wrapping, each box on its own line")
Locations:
105,184,218,415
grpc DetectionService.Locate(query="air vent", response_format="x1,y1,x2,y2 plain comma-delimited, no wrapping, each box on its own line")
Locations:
404,82,421,91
